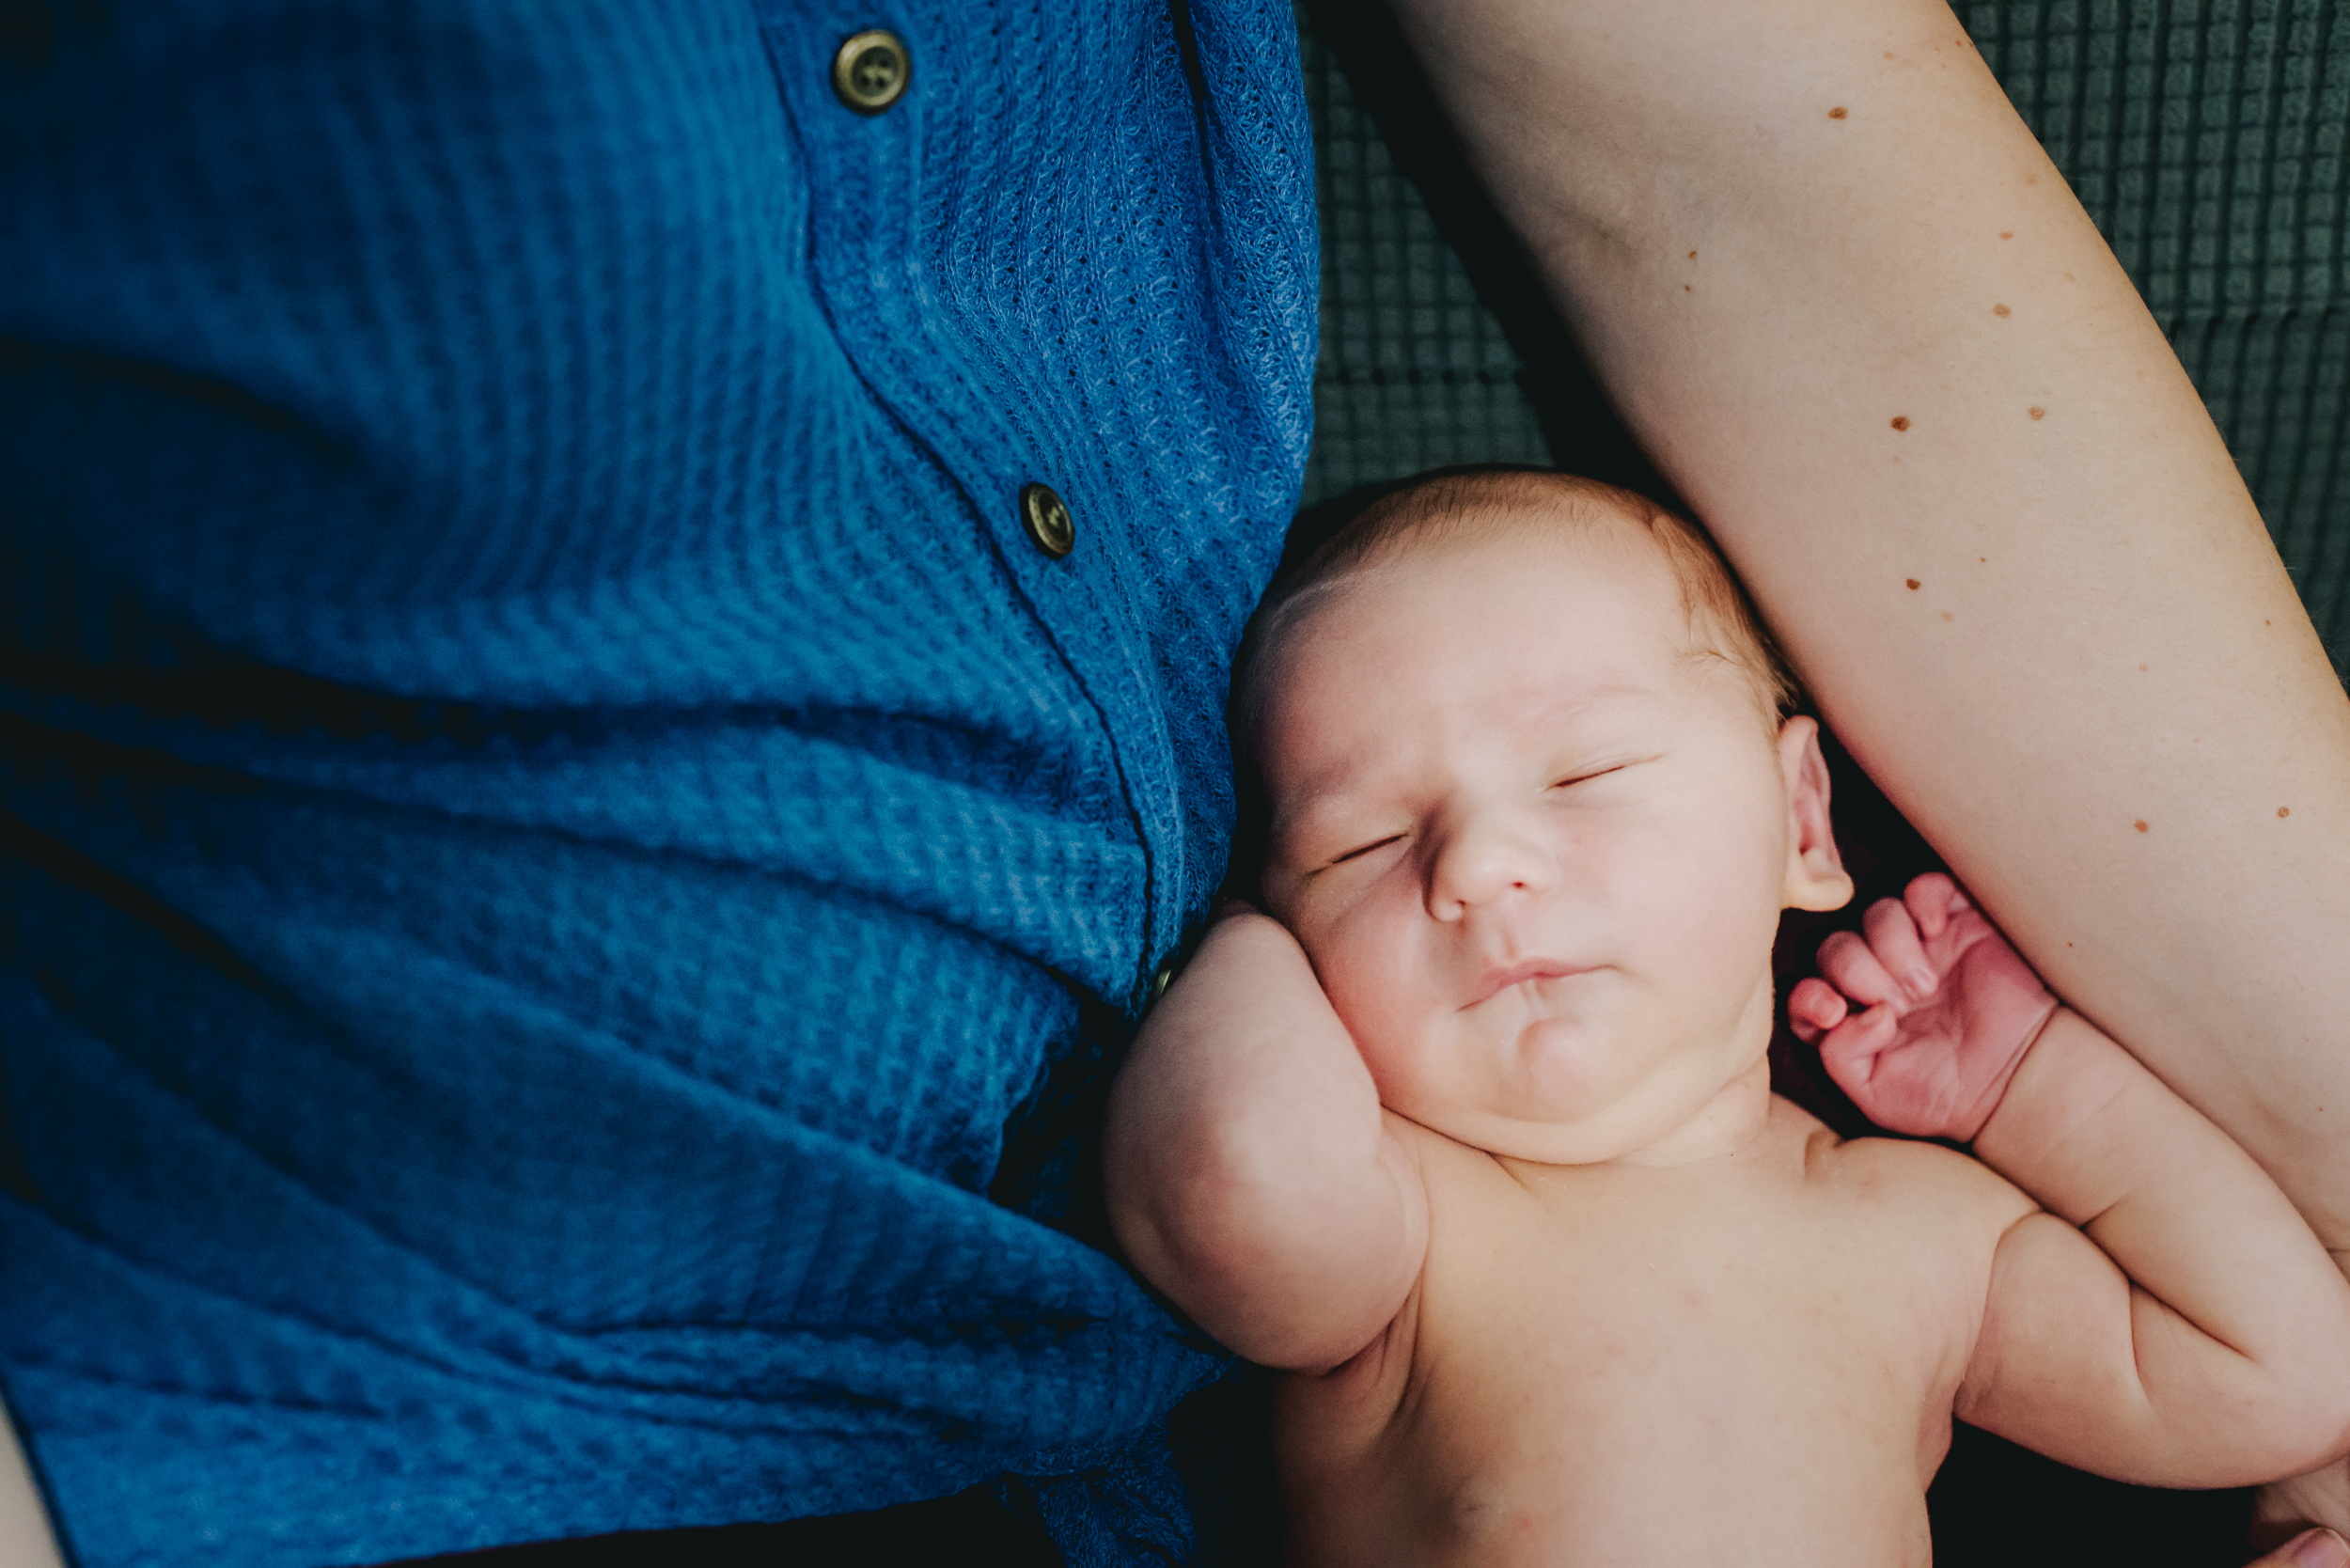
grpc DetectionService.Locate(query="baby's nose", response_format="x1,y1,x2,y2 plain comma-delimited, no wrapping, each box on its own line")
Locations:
1426,815,1558,917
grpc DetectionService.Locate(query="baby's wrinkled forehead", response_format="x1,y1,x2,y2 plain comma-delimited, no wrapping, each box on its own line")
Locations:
1242,490,1783,745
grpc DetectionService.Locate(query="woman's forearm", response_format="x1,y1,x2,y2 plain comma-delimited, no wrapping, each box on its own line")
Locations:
1394,0,2350,1246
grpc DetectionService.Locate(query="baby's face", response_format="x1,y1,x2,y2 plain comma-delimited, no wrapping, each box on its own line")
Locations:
1256,513,1845,1164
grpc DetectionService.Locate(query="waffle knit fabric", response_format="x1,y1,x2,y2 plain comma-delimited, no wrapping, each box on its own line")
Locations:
0,2,1317,1563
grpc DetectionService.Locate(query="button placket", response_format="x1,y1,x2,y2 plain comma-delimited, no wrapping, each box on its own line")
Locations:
776,8,1190,999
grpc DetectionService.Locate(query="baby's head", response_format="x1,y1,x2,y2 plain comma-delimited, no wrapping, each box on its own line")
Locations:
1238,470,1852,1164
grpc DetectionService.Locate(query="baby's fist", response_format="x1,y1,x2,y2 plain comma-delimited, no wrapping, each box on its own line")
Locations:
1787,873,2059,1141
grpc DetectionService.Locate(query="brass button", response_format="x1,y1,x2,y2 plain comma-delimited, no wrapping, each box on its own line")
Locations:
1019,482,1075,558
832,29,910,114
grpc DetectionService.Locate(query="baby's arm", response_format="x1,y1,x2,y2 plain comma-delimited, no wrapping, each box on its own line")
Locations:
1793,875,2350,1485
1103,910,1429,1373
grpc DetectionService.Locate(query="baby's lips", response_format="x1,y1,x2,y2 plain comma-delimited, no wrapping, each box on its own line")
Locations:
1463,957,1590,1009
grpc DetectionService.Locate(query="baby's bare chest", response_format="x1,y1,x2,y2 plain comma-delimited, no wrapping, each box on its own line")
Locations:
1278,1140,1992,1565
1428,1179,1959,1456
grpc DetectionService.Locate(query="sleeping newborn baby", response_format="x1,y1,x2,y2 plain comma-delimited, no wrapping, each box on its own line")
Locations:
1104,468,2350,1564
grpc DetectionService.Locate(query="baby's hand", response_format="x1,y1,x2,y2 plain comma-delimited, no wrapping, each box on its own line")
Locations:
1788,873,2060,1141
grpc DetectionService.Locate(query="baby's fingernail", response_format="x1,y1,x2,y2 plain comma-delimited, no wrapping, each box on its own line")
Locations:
1908,966,1936,995
2287,1528,2350,1568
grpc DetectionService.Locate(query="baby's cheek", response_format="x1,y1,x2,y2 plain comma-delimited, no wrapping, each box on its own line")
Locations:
1311,924,1432,1072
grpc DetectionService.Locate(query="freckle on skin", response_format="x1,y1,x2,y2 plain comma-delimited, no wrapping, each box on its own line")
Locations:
1684,284,1691,291
1905,578,1920,590
1687,250,1698,260
1940,610,1953,620
2138,664,2147,671
2135,820,2149,833
1993,304,2012,317
2280,807,2292,818
2029,406,2045,420
1829,106,1848,119
1890,416,1910,431
1999,231,2013,239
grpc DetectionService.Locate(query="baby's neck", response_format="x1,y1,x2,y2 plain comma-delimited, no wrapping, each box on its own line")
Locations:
1501,1056,1780,1177
1616,1056,1778,1165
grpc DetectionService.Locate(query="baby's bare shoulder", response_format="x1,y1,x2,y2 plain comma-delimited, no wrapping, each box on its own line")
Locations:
1804,1118,2038,1245
1792,1118,2039,1389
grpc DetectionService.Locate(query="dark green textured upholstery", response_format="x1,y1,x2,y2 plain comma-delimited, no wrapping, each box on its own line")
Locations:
1303,1,2350,672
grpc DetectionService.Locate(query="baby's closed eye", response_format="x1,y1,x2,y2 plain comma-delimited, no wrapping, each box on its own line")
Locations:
1543,751,1660,793
1328,832,1408,868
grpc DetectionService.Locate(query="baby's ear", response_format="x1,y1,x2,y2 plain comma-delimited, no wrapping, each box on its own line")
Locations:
1777,715,1854,913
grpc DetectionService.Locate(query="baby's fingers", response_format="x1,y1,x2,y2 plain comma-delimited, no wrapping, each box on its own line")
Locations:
1902,872,1968,941
1816,928,1901,1011
1815,1000,1900,1097
1787,977,1849,1044
1862,897,1937,1000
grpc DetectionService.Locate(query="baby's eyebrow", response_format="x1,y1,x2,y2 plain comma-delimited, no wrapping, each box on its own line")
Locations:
1268,791,1385,862
1525,682,1657,724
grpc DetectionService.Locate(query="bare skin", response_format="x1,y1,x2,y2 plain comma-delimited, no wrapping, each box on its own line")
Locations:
1278,1093,1993,1566
1388,4,2350,1526
1386,0,2350,1294
0,1414,63,1568
1104,508,2350,1562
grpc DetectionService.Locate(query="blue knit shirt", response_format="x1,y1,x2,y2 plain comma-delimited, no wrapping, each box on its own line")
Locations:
0,3,1316,1563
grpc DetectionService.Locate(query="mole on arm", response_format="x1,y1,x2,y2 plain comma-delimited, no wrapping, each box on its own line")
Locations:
1828,105,1848,119
2135,820,2150,833
1993,304,2011,317
2029,406,2045,420
1890,416,1911,431
1999,231,2013,240
2280,807,2293,819
1905,578,1921,590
